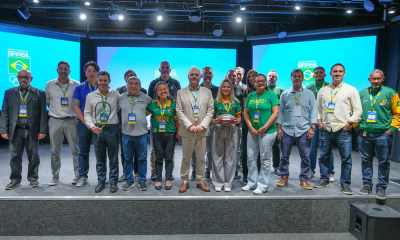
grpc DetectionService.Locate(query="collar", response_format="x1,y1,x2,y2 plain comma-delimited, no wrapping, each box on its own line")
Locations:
200,83,216,89
19,86,30,92
56,77,70,85
237,81,243,86
331,82,344,89
189,85,200,91
157,99,172,107
127,92,140,98
291,87,303,93
95,89,110,96
159,77,171,83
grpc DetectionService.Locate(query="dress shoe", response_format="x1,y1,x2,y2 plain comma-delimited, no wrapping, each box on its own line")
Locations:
95,183,105,193
155,184,162,190
5,179,21,190
165,181,172,190
196,182,210,192
30,180,39,188
299,181,312,190
110,184,118,193
276,176,288,187
179,182,189,193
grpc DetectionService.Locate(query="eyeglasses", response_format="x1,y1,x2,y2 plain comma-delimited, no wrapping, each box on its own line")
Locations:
17,76,32,80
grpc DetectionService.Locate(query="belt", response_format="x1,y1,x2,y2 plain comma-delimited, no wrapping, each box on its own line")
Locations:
95,124,117,128
52,116,76,120
16,125,30,130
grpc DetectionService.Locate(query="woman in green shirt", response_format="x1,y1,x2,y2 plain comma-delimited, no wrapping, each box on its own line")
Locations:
211,79,241,192
243,74,280,194
146,82,180,190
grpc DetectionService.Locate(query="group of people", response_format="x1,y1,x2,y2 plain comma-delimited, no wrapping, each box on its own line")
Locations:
0,60,399,200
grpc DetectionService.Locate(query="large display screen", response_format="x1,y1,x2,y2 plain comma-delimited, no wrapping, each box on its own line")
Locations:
0,26,80,107
253,36,377,91
97,47,237,91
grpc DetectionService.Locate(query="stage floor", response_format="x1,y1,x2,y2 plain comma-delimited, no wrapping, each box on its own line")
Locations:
0,143,399,198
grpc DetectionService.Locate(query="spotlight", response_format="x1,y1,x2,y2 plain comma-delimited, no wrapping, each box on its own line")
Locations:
388,7,396,14
80,12,87,20
212,24,224,37
276,24,287,39
145,27,155,36
346,7,353,14
109,10,124,20
85,1,91,6
240,3,247,11
236,16,242,23
157,14,163,21
295,4,301,11
363,0,374,12
17,7,31,20
189,11,202,23
119,14,124,21
33,0,39,3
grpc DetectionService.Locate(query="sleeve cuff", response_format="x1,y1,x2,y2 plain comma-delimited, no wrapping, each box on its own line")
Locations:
390,126,397,132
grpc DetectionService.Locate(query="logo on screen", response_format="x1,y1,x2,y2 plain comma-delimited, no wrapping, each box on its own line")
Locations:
8,49,31,74
155,69,179,80
298,61,316,86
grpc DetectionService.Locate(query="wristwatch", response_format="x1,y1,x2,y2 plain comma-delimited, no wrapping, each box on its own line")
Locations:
311,126,316,131
348,122,353,128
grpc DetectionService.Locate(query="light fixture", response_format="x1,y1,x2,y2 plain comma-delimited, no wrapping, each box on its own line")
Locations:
33,0,39,3
17,6,31,20
109,10,124,21
80,12,87,20
276,24,287,39
144,25,155,36
157,14,163,21
363,0,374,12
235,15,242,23
212,24,223,37
295,4,301,11
118,15,124,21
85,1,91,6
346,7,353,14
240,3,247,11
388,7,396,14
189,10,202,23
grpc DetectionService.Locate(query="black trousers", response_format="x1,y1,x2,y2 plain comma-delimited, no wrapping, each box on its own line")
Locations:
9,128,40,181
153,132,176,182
272,136,281,168
96,125,119,185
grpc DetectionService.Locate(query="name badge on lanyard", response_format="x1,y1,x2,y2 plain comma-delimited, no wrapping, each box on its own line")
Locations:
367,111,377,123
293,105,301,117
19,106,27,117
193,106,199,118
128,113,136,124
253,111,260,122
99,113,108,124
61,97,69,108
159,121,166,132
327,103,335,113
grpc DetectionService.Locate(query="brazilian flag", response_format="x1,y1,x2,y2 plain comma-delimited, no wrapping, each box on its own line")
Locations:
8,57,31,74
300,67,315,86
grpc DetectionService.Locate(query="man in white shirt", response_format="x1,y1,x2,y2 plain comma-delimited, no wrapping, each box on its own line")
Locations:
84,71,120,193
45,61,80,186
314,63,362,195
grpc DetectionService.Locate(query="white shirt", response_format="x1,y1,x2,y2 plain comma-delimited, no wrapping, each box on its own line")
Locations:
45,78,79,118
317,82,362,132
84,89,120,129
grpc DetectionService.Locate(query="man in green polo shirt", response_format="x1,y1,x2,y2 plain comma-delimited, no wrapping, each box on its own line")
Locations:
356,69,400,200
267,69,284,176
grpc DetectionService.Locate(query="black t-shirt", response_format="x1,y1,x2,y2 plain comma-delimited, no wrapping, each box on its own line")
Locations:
200,83,219,100
148,77,181,100
234,84,247,107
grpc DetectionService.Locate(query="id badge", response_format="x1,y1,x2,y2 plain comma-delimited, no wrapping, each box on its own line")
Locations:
253,111,260,123
193,106,199,118
159,121,166,132
293,105,301,117
327,103,335,113
61,97,69,108
367,111,377,123
19,106,27,117
128,113,136,125
99,113,108,124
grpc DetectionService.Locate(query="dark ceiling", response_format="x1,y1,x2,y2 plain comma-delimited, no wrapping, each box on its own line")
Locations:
0,0,399,38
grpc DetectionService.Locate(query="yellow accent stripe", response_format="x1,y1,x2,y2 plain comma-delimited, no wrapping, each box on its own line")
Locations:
390,93,400,129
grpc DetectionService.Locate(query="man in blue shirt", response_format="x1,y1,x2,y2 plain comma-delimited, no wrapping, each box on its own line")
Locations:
276,69,317,190
72,61,100,187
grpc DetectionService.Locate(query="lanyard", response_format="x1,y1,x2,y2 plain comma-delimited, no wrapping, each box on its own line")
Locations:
223,100,232,113
19,88,30,106
101,93,108,112
88,83,98,92
158,100,169,116
269,85,276,92
369,87,382,111
190,90,199,106
330,82,343,102
57,78,70,97
293,88,303,104
128,93,139,113
255,90,266,110
314,82,325,93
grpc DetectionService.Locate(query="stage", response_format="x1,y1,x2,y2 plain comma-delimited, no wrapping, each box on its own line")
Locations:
0,144,399,236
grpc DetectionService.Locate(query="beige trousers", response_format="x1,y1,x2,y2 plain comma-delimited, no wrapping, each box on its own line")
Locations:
181,136,207,183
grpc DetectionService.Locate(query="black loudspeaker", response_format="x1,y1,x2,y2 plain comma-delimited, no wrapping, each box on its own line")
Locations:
350,203,400,240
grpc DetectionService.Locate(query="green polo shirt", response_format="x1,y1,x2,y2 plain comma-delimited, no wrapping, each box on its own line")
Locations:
306,81,331,99
245,90,280,133
146,100,177,133
268,85,285,100
214,99,241,118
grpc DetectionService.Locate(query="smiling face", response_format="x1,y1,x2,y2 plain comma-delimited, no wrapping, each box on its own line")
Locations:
330,65,346,83
17,70,33,88
156,83,169,100
255,75,267,91
57,63,71,80
235,69,244,83
127,78,141,96
159,62,171,79
221,81,232,97
368,71,385,89
226,71,237,84
248,72,257,87
188,68,201,86
97,74,110,93
85,65,98,82
314,68,326,83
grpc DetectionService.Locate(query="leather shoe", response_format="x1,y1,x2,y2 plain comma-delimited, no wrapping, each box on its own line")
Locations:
5,179,21,190
95,183,105,193
155,184,162,190
110,184,118,193
179,182,189,193
300,181,312,190
276,176,288,187
196,182,210,192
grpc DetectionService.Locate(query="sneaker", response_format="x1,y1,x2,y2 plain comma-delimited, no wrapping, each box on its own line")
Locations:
224,187,231,192
30,180,39,188
76,177,87,187
376,189,386,200
242,185,255,191
5,180,21,190
150,172,156,181
274,168,280,176
205,171,212,182
48,177,60,186
253,188,266,195
122,181,135,191
341,185,353,195
215,187,222,192
71,176,79,184
139,182,147,191
313,181,329,188
308,171,315,179
329,174,335,183
359,186,372,195
190,171,196,181
118,174,126,182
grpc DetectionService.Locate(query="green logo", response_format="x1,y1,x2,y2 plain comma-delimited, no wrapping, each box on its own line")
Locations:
397,101,400,107
298,61,317,87
8,57,31,74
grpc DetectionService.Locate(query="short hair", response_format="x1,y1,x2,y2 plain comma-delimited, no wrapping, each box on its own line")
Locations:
124,70,137,81
370,69,385,77
127,76,141,85
84,61,100,72
188,66,201,75
268,69,278,78
97,71,110,80
18,69,32,76
226,69,236,75
314,66,325,73
159,61,171,68
202,66,213,72
330,63,345,72
291,69,304,77
235,67,245,74
57,61,70,69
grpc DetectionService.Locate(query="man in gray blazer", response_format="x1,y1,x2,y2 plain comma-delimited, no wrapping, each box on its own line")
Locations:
0,69,48,190
176,67,214,193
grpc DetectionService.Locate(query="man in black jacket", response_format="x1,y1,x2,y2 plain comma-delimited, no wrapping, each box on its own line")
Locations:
0,69,48,190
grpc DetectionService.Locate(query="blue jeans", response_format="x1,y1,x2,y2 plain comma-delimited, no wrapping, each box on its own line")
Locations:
95,125,119,185
310,125,335,174
357,131,392,190
319,128,352,186
122,133,148,183
78,120,97,178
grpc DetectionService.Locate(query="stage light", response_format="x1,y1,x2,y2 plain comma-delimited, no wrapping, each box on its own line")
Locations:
189,11,201,23
109,10,124,20
33,0,39,3
80,12,87,20
346,7,353,14
276,24,287,39
157,14,163,21
236,16,242,23
17,7,31,20
84,1,91,6
118,14,124,21
145,27,155,36
363,0,374,12
295,4,301,11
240,3,247,11
388,7,396,14
212,24,223,37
